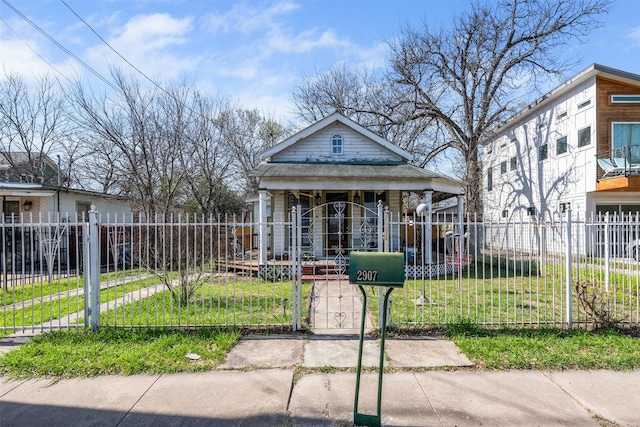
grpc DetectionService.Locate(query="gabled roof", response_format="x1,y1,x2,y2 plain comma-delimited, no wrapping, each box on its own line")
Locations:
260,112,413,162
484,64,640,142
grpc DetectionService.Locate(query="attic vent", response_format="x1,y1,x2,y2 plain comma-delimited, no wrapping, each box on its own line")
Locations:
331,134,343,154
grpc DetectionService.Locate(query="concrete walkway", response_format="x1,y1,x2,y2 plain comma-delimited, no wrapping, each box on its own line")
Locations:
2,333,639,426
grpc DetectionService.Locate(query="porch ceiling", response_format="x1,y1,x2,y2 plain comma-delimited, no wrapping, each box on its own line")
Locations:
253,162,466,201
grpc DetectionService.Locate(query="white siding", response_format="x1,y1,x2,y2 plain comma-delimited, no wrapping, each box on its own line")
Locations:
271,122,402,163
483,78,598,219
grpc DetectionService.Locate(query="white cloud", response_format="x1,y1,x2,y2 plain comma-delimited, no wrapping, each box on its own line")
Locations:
204,1,299,35
85,13,201,80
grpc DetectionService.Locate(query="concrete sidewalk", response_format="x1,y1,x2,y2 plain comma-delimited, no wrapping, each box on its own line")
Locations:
2,333,639,426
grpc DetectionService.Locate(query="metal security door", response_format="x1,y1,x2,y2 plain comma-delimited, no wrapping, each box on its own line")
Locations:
296,201,382,330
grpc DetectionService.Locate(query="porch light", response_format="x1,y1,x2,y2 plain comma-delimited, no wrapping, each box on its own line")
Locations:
23,200,33,211
353,191,360,204
314,192,322,205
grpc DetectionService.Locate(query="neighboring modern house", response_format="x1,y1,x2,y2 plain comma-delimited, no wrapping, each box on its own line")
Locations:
250,112,466,265
482,64,640,221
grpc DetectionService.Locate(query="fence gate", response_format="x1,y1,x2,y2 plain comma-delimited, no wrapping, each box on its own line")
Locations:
293,201,383,331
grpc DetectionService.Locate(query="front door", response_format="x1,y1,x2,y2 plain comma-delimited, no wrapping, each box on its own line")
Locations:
326,192,349,255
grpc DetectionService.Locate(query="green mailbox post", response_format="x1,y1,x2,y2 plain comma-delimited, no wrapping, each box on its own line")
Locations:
349,252,404,427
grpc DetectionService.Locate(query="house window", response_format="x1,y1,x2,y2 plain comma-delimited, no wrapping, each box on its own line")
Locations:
577,99,591,109
612,122,640,163
556,111,568,121
510,156,517,171
559,202,571,213
611,95,640,103
487,168,493,191
577,126,591,148
288,194,311,247
501,209,508,218
556,136,568,155
331,134,343,154
3,200,20,221
538,143,548,161
500,161,507,174
526,206,536,216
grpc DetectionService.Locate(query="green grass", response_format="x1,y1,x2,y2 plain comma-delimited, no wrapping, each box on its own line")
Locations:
376,263,639,328
1,275,166,329
0,328,241,378
445,322,640,370
99,280,311,328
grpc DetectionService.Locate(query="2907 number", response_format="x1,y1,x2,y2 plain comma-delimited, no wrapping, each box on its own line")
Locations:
356,270,378,281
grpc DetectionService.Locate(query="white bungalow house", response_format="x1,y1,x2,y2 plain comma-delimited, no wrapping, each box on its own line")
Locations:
481,64,640,256
251,112,466,266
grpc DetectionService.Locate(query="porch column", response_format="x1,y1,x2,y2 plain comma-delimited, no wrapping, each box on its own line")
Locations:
423,191,433,264
258,189,268,265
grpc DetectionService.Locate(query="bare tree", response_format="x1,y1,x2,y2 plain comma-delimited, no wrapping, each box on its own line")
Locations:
70,69,191,215
221,108,293,197
388,0,612,213
0,71,74,185
292,64,441,169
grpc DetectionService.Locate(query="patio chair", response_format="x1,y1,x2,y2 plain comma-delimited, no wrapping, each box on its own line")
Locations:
613,157,640,174
597,158,624,178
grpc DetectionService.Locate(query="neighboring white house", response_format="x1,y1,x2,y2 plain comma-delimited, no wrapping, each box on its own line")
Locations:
1,183,136,222
481,64,640,257
482,64,640,221
251,112,466,264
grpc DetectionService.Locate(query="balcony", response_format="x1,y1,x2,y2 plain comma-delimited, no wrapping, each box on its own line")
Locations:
596,156,640,191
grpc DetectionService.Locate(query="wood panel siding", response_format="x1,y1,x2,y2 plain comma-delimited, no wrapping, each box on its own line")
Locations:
596,77,640,158
271,122,402,163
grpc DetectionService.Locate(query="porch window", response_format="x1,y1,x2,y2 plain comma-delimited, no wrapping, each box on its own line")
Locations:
612,122,640,164
288,193,311,247
3,200,20,221
331,134,343,154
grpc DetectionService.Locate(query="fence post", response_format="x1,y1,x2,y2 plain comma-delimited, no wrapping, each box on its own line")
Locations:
565,208,573,330
83,219,91,327
89,206,100,330
604,213,610,292
378,202,386,322
291,206,299,331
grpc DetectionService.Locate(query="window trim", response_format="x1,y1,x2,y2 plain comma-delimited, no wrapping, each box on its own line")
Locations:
611,95,640,103
577,125,591,148
611,122,640,162
577,99,591,109
331,134,343,155
556,135,568,155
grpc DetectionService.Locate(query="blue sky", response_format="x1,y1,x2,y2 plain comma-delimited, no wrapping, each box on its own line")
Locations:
1,0,639,122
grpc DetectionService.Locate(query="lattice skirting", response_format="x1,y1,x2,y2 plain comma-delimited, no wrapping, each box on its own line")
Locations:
257,263,453,280
405,263,454,278
258,264,293,281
